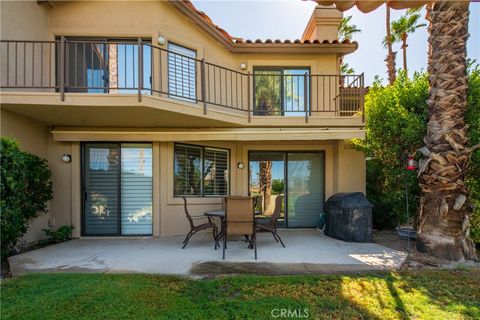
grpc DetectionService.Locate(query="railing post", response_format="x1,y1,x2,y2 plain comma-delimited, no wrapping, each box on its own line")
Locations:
138,38,143,102
304,72,308,123
201,58,207,115
247,72,251,122
60,36,66,101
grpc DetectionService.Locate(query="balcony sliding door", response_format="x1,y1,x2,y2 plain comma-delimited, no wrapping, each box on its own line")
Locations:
65,40,108,93
83,143,152,236
253,67,310,116
63,37,151,94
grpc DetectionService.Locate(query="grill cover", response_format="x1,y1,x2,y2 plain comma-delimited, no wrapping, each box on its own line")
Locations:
325,192,372,242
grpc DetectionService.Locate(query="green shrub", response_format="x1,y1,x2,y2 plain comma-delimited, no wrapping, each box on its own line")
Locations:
466,63,480,244
353,71,428,229
41,225,74,244
0,137,53,259
354,66,480,244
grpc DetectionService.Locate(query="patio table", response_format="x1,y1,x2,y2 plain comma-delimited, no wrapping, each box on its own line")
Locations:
205,210,264,248
205,210,225,243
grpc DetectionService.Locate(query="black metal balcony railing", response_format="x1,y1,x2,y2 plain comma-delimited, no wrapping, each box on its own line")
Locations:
0,38,365,122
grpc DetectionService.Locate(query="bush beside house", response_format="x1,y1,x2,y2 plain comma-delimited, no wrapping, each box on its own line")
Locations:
354,71,429,229
466,64,480,244
355,66,480,244
0,137,53,259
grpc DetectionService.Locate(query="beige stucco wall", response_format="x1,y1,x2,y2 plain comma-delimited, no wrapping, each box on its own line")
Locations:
336,140,366,195
0,1,50,41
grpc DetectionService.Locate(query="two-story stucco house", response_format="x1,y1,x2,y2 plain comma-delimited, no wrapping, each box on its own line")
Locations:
0,0,366,242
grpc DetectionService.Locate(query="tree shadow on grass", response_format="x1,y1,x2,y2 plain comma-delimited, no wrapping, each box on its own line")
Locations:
172,270,479,320
392,269,480,319
340,269,480,320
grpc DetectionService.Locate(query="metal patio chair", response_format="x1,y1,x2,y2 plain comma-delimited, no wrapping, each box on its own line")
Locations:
182,197,218,249
256,195,285,247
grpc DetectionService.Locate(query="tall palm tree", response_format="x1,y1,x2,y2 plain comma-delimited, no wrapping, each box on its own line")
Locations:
340,62,355,75
391,8,426,73
417,1,478,261
385,5,396,85
338,15,361,41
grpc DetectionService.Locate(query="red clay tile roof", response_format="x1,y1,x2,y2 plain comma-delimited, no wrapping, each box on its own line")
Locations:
234,38,355,45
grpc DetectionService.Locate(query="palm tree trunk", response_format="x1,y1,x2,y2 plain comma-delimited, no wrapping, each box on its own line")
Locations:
259,161,273,214
401,33,408,73
385,5,396,84
417,1,478,261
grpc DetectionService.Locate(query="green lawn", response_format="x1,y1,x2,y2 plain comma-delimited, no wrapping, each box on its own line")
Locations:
1,270,479,320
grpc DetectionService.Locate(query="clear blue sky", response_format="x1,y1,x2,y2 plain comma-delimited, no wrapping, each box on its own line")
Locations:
192,0,480,85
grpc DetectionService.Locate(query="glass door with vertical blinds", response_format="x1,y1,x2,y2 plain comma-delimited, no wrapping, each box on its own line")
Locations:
83,143,153,236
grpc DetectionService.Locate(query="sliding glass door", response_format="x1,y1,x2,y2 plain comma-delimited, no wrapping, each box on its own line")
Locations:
120,144,153,235
83,144,120,235
286,153,325,227
249,153,285,227
248,151,325,228
253,67,310,116
83,143,153,236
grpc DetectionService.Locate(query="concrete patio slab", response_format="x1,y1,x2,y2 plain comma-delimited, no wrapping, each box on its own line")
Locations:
9,230,407,276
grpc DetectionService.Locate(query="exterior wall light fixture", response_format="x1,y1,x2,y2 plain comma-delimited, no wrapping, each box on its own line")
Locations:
157,36,166,45
62,154,72,163
240,62,247,70
237,162,245,169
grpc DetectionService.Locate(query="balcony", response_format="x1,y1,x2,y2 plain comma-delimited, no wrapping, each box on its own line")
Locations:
0,39,365,123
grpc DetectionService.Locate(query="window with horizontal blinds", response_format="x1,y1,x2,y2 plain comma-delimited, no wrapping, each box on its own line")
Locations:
174,144,202,196
204,148,229,196
174,144,229,197
168,43,197,101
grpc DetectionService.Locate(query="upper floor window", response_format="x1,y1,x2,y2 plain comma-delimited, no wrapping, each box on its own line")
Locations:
168,43,197,101
253,67,310,116
174,144,229,197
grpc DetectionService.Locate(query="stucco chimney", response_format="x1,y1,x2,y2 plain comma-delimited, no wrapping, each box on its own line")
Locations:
302,5,343,42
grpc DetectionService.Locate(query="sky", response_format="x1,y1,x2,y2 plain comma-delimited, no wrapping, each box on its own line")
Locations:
192,0,480,85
